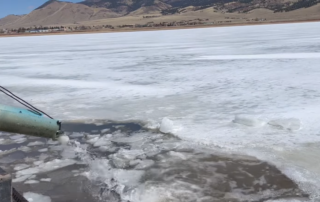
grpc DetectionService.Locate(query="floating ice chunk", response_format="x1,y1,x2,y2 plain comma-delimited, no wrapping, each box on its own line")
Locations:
24,157,36,163
160,117,174,133
60,146,77,159
114,125,125,129
39,153,49,161
13,174,33,183
14,138,27,144
150,134,164,141
85,159,112,181
69,133,84,138
111,154,130,169
111,149,146,168
38,148,48,152
129,159,141,166
14,164,30,171
29,175,36,179
101,128,110,133
0,138,13,145
23,192,51,202
168,151,188,160
19,146,32,152
233,115,266,127
0,148,17,156
113,170,145,187
254,175,267,186
24,180,39,184
106,134,113,138
159,142,179,152
40,178,51,182
10,134,25,140
84,119,95,124
93,136,112,147
118,149,145,160
61,142,87,159
111,135,145,145
16,159,76,177
268,118,301,131
27,141,45,147
111,133,150,147
98,146,109,152
33,161,43,166
99,145,117,153
197,196,215,202
58,135,70,145
86,134,100,139
86,136,100,144
144,120,160,130
142,145,161,157
47,139,59,145
134,159,155,170
175,144,194,153
49,145,64,151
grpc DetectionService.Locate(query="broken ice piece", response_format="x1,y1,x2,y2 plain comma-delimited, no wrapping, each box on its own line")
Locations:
14,164,30,171
38,148,48,152
24,180,39,184
13,175,33,183
233,115,266,127
160,117,174,133
23,192,52,202
101,128,110,133
58,135,69,145
268,118,301,131
134,160,155,170
27,141,45,147
40,178,51,182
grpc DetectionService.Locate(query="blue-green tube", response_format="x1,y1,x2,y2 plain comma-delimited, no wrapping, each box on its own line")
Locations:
0,104,62,140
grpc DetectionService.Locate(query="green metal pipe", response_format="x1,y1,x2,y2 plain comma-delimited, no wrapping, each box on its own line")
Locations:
0,104,62,140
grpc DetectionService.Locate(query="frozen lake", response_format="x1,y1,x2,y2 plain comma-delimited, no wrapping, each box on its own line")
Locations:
1,22,320,201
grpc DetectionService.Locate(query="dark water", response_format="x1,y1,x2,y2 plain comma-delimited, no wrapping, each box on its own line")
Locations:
61,121,142,134
0,121,309,202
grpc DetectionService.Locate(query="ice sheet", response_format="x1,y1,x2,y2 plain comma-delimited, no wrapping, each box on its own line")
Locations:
1,22,320,199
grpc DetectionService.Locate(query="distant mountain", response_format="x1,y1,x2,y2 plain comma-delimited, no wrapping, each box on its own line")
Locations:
0,0,319,29
79,0,320,14
79,0,171,15
0,15,23,27
1,1,121,29
36,0,58,10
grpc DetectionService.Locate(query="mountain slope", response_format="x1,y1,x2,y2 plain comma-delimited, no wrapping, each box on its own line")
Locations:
2,1,120,28
0,15,23,27
80,0,320,15
36,0,58,10
128,0,171,15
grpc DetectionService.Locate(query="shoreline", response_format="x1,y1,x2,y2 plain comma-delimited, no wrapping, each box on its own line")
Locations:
1,18,319,38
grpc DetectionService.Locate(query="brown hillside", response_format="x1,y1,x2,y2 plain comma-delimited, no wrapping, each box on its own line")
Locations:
2,1,120,29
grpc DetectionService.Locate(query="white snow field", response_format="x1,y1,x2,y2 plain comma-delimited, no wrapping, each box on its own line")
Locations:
1,22,320,201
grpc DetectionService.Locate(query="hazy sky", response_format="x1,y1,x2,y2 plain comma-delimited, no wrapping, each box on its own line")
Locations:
0,0,82,18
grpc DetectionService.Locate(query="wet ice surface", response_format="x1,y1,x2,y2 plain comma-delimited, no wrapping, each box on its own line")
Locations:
1,22,320,201
0,122,308,202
